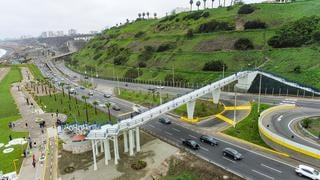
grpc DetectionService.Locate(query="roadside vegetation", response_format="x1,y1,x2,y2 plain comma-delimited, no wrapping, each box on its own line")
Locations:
301,118,320,138
67,0,320,89
223,102,271,148
0,67,28,173
26,64,46,82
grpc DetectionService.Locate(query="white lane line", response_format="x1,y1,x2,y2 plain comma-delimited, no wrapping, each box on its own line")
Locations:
261,164,282,173
222,157,236,163
252,169,274,180
165,131,173,136
200,146,209,152
172,128,180,132
188,134,197,139
148,124,155,128
277,115,283,122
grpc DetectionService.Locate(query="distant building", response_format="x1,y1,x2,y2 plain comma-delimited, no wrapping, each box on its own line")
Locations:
40,32,48,38
56,31,64,37
90,31,98,34
68,29,77,36
48,31,55,37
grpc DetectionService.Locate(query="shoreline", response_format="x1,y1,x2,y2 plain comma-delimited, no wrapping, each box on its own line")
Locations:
0,48,7,58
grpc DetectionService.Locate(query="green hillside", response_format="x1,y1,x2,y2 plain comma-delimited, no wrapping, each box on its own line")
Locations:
68,0,320,89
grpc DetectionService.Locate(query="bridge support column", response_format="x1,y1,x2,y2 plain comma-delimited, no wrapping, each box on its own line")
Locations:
129,129,134,156
123,131,128,153
212,88,221,104
113,136,119,165
95,140,99,155
186,100,196,119
104,139,111,165
100,140,104,153
235,72,258,93
136,127,141,152
91,140,98,170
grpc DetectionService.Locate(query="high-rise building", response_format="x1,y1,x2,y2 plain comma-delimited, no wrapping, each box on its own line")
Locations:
68,29,77,36
56,31,64,37
48,31,55,37
40,32,48,38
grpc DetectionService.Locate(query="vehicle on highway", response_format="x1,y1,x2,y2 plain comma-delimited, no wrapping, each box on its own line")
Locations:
112,104,121,111
159,117,171,124
222,148,243,160
104,94,111,98
200,135,218,146
69,88,76,94
84,76,89,79
79,86,85,90
182,139,200,150
147,87,156,91
88,92,94,96
295,165,320,180
156,86,164,89
133,104,143,114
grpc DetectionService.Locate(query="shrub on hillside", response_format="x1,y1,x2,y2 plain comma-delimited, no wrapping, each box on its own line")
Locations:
113,55,128,65
157,42,176,52
198,20,234,33
160,14,178,22
185,29,194,38
138,47,154,62
134,31,145,38
312,31,320,43
234,38,254,50
124,68,142,79
244,20,267,29
131,160,147,170
164,74,187,83
268,16,320,48
293,66,301,73
183,11,210,21
238,4,255,14
144,45,155,52
202,60,227,71
137,61,147,68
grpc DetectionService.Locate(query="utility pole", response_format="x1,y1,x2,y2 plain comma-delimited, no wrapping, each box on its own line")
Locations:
172,65,175,87
258,74,262,113
222,64,225,78
233,88,237,128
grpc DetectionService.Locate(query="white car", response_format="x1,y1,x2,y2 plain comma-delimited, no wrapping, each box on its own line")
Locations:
295,165,320,180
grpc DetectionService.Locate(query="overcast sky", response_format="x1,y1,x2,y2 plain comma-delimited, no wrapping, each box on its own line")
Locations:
0,0,262,39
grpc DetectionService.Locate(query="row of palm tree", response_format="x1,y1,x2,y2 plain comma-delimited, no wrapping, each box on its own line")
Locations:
138,12,157,19
189,0,228,11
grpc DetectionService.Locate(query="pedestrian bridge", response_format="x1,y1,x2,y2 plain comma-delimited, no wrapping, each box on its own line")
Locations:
78,70,319,170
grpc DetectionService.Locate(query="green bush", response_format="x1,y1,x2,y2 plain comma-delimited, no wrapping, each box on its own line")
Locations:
131,160,147,170
185,29,194,38
124,68,142,79
113,55,128,65
202,60,227,71
234,38,254,50
293,66,301,73
198,20,234,33
134,31,145,38
238,4,255,14
157,42,176,52
312,31,320,43
244,20,267,29
137,61,147,68
183,11,210,21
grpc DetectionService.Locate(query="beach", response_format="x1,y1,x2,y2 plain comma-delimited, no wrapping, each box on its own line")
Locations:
0,48,7,58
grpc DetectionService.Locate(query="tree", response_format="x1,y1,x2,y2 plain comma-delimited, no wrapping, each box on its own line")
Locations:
203,0,207,9
147,12,150,19
211,0,215,8
238,4,255,14
190,0,194,11
234,38,254,50
59,83,65,97
105,102,112,123
154,12,157,19
93,101,98,115
186,29,194,38
138,13,142,19
203,60,227,71
81,96,89,123
196,1,201,10
302,119,312,129
142,12,146,19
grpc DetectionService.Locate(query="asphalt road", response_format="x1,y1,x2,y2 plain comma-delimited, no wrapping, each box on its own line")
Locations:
33,57,315,179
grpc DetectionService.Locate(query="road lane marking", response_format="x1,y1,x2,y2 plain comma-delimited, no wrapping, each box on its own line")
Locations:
261,164,282,173
148,124,155,128
188,134,197,139
172,128,180,132
252,169,274,180
165,131,173,136
222,157,236,163
200,146,209,152
277,115,283,122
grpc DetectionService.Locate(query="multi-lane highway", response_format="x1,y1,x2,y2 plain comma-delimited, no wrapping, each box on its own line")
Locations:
33,56,320,179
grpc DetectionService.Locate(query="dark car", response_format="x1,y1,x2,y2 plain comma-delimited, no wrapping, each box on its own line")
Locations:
104,94,111,98
182,139,200,150
112,104,121,111
222,148,243,160
200,135,218,146
159,118,171,124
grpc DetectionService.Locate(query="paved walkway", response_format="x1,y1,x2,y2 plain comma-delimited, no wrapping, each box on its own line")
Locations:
11,67,65,180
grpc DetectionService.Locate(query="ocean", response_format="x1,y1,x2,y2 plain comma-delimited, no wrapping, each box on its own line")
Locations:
0,49,6,58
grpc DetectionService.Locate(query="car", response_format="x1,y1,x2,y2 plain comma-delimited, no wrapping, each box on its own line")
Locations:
84,76,89,79
159,117,171,124
112,104,121,111
156,86,164,89
104,94,111,98
147,87,156,91
182,139,200,150
222,148,243,160
295,165,320,180
200,135,218,146
79,86,85,90
88,92,94,96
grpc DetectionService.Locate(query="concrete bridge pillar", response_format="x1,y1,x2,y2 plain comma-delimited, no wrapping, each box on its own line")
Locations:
104,139,111,165
212,88,221,104
113,136,119,165
235,72,258,93
95,140,99,156
100,140,104,153
91,140,98,170
129,129,134,156
123,131,128,153
186,100,196,119
136,127,141,152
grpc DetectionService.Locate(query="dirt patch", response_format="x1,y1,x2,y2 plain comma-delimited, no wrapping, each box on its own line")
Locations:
197,36,236,52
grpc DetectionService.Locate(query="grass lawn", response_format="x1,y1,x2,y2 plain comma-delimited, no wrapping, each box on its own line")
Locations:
35,93,116,125
302,118,320,137
173,100,224,118
79,80,93,88
26,64,46,81
0,67,28,173
223,102,272,148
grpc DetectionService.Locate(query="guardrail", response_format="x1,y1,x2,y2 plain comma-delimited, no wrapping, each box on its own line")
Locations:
258,105,320,159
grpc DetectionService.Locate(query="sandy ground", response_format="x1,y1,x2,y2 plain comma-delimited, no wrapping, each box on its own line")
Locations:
0,67,10,81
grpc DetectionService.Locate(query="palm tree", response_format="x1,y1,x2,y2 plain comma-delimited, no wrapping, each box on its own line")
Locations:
105,102,112,123
93,101,98,115
146,12,150,19
154,12,157,19
81,96,89,123
138,13,142,19
59,83,65,97
196,1,201,10
203,0,207,9
218,0,221,7
142,12,146,19
211,0,215,8
190,0,194,11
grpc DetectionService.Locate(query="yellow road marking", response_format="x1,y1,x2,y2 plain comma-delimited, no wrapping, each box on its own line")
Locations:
180,117,199,123
215,114,235,125
118,111,134,117
224,106,252,110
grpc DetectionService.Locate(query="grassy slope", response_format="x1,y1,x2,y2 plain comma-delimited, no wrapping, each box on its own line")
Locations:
0,67,28,173
70,0,320,88
303,118,320,137
223,102,271,148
